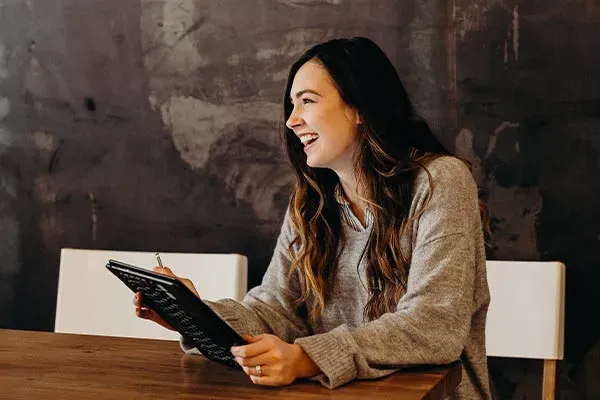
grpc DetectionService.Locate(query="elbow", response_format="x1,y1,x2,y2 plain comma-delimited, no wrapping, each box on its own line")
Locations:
401,315,467,364
431,338,463,364
424,324,468,364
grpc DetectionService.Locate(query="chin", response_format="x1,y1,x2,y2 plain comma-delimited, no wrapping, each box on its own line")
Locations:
305,156,326,169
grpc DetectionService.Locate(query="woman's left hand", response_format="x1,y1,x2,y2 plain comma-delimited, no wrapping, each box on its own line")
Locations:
231,334,320,386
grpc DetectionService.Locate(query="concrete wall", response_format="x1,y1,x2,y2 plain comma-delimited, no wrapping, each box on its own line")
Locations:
0,0,598,398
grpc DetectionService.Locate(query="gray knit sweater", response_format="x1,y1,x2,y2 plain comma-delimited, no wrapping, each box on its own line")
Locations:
181,156,492,399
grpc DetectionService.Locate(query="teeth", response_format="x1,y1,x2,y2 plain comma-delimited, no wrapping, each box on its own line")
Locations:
299,134,319,145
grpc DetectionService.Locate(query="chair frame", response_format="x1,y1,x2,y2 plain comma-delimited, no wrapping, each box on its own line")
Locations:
485,260,565,400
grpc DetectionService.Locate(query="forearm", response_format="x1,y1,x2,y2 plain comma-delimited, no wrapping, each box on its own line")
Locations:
208,294,309,342
295,305,469,388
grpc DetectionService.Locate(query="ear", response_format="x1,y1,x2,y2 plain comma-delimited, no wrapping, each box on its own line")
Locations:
355,111,363,125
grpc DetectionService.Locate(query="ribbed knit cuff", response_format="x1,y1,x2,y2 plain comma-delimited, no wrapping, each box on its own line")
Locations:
295,331,356,388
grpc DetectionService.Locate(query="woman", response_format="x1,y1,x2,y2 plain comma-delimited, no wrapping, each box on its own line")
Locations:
134,37,492,399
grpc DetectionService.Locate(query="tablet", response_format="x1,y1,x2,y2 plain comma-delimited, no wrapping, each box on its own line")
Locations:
105,259,246,369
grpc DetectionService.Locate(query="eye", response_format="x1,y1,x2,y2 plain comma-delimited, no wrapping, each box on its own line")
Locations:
301,98,314,105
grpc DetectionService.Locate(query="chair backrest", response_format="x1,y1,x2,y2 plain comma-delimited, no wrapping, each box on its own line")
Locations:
485,260,565,360
55,248,248,341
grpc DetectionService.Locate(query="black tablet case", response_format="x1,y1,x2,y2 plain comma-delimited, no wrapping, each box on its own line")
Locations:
106,259,246,369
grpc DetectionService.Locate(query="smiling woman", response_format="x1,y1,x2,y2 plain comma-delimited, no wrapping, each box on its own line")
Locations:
134,37,492,400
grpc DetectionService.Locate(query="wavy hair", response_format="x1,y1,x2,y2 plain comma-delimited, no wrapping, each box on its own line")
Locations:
282,37,480,324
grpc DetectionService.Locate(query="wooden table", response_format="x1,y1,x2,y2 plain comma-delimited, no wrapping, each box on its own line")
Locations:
0,329,461,399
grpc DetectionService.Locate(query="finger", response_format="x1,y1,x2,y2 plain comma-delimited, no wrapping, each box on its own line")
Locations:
151,268,200,298
152,266,175,277
242,334,253,342
242,365,259,377
133,292,144,306
137,308,173,329
135,306,152,319
136,306,159,317
249,375,280,386
244,333,270,343
235,354,276,368
241,364,270,378
231,339,271,359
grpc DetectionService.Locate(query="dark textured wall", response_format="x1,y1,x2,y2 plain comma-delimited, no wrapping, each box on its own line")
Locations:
0,1,598,399
454,1,600,398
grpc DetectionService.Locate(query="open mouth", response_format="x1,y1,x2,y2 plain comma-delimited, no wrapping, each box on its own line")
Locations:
299,133,319,149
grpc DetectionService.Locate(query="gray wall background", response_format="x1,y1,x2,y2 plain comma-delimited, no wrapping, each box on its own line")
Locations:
0,0,598,398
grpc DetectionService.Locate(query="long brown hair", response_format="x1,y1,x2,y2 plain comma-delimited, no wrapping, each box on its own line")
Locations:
282,37,473,324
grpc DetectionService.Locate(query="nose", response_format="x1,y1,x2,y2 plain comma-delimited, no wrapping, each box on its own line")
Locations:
286,105,304,130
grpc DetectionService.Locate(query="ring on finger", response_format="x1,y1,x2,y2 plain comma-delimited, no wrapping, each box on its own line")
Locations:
255,364,263,377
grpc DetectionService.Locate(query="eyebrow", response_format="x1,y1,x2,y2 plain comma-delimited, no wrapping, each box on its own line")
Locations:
290,89,322,101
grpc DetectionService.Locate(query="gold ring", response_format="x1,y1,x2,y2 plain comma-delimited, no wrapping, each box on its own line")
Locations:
255,364,262,377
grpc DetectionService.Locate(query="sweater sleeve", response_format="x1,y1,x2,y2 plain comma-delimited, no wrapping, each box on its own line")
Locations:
181,208,310,354
295,157,484,388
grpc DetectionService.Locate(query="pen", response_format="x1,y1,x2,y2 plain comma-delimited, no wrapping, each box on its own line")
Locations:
155,252,164,268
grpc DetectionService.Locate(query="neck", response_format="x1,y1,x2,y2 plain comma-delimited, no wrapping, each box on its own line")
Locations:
337,171,368,228
336,169,366,210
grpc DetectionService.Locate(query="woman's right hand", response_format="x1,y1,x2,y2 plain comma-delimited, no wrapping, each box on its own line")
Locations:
133,266,201,331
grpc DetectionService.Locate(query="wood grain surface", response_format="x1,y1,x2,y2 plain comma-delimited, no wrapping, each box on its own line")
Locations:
0,329,461,399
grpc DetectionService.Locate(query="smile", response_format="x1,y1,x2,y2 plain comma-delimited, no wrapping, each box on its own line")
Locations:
303,137,318,152
299,133,319,149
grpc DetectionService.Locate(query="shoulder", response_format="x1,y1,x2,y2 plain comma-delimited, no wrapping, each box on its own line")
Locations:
408,156,482,240
413,155,477,198
409,155,480,226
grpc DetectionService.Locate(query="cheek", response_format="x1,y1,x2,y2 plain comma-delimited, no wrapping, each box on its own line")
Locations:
312,107,353,136
304,109,326,130
331,119,359,148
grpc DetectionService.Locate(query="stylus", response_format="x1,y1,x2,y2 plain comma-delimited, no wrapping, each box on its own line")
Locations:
155,253,164,268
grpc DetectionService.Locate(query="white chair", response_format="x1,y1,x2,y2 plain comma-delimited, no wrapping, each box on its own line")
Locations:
55,248,248,341
485,260,566,400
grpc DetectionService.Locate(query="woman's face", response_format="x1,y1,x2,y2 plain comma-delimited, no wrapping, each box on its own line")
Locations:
286,60,361,173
